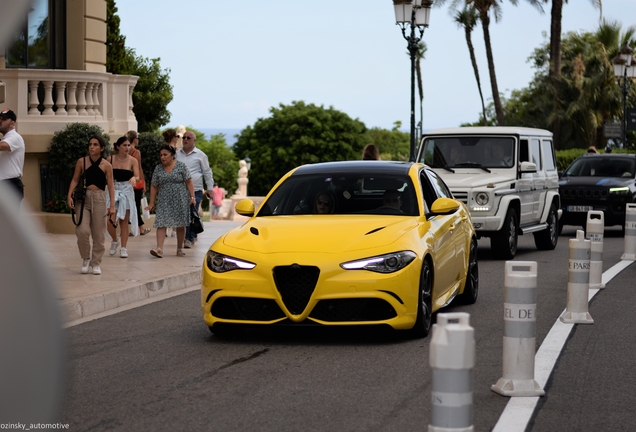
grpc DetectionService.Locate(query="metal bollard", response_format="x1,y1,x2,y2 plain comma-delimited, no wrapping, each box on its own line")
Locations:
586,211,605,289
491,261,544,397
560,230,594,324
429,312,474,432
622,203,636,261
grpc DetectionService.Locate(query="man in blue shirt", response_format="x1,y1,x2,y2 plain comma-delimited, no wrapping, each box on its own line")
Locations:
176,131,214,247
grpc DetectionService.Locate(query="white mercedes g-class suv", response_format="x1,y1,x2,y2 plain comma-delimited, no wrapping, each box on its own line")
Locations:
417,127,561,259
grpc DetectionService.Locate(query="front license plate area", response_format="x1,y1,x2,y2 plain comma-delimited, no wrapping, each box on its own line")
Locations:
567,205,593,212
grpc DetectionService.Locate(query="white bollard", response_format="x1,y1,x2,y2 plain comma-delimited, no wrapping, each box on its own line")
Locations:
622,203,636,261
491,261,544,397
429,312,474,432
560,230,594,324
586,211,605,289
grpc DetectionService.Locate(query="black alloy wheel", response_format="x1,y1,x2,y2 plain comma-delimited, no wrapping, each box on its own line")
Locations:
492,207,518,259
458,238,479,304
534,204,559,250
408,260,433,338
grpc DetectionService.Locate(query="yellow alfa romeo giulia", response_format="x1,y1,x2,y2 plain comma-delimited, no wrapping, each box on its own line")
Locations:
201,161,478,338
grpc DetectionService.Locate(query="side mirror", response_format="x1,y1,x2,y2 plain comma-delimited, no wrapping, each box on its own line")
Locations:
430,197,460,215
519,161,537,173
558,170,564,178
235,199,255,217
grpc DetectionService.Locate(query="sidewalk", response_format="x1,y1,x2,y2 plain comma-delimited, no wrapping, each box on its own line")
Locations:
43,220,241,323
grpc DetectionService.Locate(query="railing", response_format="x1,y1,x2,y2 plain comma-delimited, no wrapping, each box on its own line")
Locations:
40,163,70,212
0,68,138,141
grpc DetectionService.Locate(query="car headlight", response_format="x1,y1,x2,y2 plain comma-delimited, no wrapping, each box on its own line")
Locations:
609,186,630,194
475,192,489,206
340,251,416,273
206,251,256,273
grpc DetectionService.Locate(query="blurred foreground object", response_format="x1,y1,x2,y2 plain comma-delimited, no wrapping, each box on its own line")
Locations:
0,182,64,422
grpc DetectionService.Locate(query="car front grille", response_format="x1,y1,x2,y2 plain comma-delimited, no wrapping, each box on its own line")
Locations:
273,265,320,315
309,298,397,322
560,187,608,199
451,191,468,204
211,297,286,321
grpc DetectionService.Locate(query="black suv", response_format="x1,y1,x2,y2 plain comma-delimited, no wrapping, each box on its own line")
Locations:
559,153,636,232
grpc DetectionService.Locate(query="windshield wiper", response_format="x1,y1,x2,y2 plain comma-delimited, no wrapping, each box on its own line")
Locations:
442,165,455,173
454,162,491,173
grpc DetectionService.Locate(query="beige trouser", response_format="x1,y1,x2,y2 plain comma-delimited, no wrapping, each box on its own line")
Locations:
75,189,107,267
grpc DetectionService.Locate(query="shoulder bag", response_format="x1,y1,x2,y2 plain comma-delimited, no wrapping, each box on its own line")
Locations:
71,157,87,226
190,204,204,234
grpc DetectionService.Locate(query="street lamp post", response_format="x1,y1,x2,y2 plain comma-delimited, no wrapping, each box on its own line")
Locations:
613,44,635,147
393,0,431,162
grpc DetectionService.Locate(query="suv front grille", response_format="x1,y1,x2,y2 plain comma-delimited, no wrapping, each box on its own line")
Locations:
273,265,320,315
561,187,608,199
451,191,468,204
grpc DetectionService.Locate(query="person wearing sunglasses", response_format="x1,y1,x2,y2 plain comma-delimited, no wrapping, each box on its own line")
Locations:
313,191,335,214
67,135,116,275
176,131,214,248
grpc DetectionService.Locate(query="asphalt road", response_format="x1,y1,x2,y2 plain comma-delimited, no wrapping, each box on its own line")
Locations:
59,227,634,431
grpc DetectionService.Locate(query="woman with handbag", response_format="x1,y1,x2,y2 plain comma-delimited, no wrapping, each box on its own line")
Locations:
105,136,141,258
127,130,150,235
145,144,196,258
67,135,116,275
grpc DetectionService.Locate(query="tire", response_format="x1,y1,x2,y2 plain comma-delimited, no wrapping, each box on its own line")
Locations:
408,259,433,338
457,238,479,305
491,207,518,259
534,204,559,250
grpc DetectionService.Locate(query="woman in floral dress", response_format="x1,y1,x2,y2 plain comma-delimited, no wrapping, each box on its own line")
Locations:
146,144,196,257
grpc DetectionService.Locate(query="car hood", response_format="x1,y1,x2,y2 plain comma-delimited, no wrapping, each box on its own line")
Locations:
435,171,515,188
559,177,635,187
222,216,419,254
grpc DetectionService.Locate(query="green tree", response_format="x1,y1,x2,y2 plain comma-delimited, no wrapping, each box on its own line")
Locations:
233,101,367,196
106,0,173,132
136,131,165,185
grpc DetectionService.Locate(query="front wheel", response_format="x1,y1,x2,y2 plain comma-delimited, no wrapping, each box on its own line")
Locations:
491,208,518,259
408,260,433,338
534,204,559,250
457,238,479,305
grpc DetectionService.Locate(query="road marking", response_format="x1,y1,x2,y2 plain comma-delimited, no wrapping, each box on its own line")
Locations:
63,285,200,328
492,259,634,432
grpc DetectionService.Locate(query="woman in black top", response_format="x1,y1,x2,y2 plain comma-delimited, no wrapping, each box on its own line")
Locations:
67,136,115,275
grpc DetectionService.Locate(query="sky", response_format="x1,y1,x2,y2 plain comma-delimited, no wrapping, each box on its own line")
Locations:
116,0,636,133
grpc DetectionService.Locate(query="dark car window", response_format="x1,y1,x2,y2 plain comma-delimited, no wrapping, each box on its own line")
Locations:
257,173,419,216
566,157,636,178
421,136,515,168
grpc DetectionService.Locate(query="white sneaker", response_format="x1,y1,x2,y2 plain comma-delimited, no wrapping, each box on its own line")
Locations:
183,239,192,249
92,266,102,275
120,247,128,258
81,259,90,274
171,231,176,237
109,240,119,255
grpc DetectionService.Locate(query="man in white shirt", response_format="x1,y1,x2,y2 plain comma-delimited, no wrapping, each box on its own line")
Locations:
176,131,214,248
0,109,26,203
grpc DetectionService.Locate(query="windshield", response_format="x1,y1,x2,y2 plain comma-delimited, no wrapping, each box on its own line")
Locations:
420,136,516,169
258,173,419,217
565,157,636,178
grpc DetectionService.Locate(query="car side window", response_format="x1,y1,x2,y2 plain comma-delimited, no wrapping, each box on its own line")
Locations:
426,169,453,199
519,139,530,163
531,139,542,170
419,172,435,214
542,140,556,171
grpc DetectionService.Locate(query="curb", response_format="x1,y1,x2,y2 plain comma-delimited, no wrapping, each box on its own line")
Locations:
60,269,202,323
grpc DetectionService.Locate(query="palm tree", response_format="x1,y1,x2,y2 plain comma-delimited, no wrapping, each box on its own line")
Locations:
455,5,488,125
415,41,427,139
547,0,602,148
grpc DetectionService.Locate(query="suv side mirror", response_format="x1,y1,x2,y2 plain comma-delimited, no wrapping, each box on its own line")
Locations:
519,161,537,173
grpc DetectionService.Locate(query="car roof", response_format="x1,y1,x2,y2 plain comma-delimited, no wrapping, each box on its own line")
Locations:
292,160,415,176
577,153,636,158
423,126,552,137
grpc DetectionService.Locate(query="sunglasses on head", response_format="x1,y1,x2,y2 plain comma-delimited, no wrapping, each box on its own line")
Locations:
183,136,193,140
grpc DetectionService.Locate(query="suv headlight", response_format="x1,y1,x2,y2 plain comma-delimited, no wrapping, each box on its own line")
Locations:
609,186,630,194
206,251,256,273
341,251,416,273
472,192,490,211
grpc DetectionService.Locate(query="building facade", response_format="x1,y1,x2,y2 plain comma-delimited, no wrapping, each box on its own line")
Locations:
0,0,138,230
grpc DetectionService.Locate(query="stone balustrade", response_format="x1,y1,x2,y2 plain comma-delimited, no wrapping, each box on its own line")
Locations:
0,68,138,141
